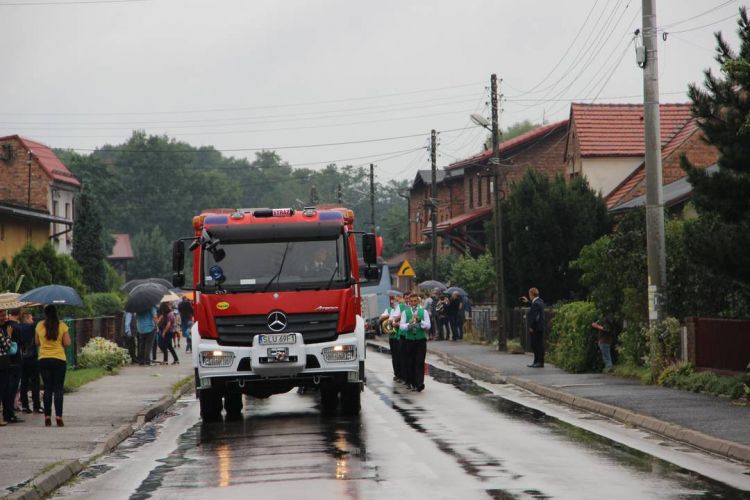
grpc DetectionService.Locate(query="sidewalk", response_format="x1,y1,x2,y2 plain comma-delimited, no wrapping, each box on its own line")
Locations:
0,361,193,500
368,337,750,464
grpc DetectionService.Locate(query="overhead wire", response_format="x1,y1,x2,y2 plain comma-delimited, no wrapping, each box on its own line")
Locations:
659,0,738,29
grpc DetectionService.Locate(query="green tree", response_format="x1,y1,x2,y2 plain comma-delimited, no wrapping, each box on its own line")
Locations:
682,7,750,287
504,169,610,305
72,191,109,292
448,253,495,302
130,226,170,279
10,243,87,295
484,120,540,149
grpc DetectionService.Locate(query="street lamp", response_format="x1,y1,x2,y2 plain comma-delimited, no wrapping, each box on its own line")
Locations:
470,74,506,351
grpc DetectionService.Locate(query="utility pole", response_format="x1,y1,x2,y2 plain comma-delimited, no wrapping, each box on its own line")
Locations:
430,129,438,281
337,183,343,204
490,74,507,351
309,185,318,206
642,0,667,324
369,164,376,234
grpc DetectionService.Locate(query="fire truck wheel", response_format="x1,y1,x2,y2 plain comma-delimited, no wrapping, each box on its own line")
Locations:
340,383,361,415
320,385,339,415
199,389,223,422
224,391,243,418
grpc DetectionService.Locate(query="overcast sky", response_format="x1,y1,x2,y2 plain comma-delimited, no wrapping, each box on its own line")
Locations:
1,0,743,183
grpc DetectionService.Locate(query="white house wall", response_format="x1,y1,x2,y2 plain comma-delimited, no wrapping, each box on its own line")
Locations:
581,157,642,198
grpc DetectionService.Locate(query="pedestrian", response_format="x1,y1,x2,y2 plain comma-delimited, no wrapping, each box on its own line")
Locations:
446,291,461,341
172,304,181,348
388,294,408,384
422,292,435,340
36,305,71,427
18,311,42,414
436,295,449,340
1,309,23,424
399,292,431,392
123,311,138,364
522,287,545,368
0,319,16,426
428,288,440,340
591,319,614,372
177,297,193,353
157,303,179,365
136,306,158,366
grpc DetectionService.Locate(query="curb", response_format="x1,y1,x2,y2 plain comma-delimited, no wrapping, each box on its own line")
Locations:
367,339,750,465
3,380,194,500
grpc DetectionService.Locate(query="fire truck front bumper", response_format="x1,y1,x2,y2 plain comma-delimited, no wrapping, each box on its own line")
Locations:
194,333,364,391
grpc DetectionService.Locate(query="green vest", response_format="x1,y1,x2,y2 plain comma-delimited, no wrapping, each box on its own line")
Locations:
404,306,427,341
396,302,408,339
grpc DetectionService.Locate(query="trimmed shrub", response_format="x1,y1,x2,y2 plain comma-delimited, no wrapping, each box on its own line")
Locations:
77,337,131,369
550,301,601,373
84,292,124,317
659,363,750,399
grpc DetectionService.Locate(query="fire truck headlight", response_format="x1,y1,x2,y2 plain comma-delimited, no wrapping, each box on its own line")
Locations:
200,350,235,368
322,345,356,362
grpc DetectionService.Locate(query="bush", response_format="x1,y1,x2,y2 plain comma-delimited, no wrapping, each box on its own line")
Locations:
658,363,750,399
549,301,601,373
645,317,681,381
618,322,648,367
84,292,124,317
77,337,131,369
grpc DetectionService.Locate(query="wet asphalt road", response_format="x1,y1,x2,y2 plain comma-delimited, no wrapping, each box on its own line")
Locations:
53,348,750,500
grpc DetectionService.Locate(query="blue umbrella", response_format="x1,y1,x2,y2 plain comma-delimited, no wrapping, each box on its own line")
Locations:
19,284,84,307
446,286,469,297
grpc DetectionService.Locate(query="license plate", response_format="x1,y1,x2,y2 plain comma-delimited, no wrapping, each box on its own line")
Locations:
258,333,297,345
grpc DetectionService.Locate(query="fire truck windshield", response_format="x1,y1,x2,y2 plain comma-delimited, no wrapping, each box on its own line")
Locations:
201,236,348,291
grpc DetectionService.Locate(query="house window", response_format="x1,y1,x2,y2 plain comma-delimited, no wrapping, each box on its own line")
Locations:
65,202,70,220
487,177,492,201
468,178,474,209
477,177,483,206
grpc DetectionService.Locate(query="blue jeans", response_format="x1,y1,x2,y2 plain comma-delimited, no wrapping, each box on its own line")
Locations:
599,343,613,370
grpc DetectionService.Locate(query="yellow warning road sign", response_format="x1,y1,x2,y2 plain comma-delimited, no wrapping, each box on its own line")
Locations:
397,259,416,277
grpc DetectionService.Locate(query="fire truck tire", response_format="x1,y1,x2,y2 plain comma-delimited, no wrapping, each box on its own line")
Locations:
340,383,361,415
224,391,243,418
199,388,222,422
320,385,339,414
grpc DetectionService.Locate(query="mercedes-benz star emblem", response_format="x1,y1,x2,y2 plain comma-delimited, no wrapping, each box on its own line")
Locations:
267,311,287,332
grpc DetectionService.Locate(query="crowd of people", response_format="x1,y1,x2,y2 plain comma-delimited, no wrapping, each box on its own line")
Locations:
0,305,70,427
124,296,194,367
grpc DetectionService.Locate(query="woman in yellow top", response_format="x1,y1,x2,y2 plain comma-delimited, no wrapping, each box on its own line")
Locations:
35,305,70,427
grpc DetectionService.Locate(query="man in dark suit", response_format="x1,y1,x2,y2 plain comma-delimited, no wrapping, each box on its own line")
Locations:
522,287,545,368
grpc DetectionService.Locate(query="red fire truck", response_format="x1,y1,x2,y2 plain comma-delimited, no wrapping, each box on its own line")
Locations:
172,206,380,421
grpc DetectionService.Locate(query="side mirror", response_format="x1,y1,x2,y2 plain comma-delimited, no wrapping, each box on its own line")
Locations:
362,233,377,265
172,240,185,273
363,266,381,281
172,272,185,288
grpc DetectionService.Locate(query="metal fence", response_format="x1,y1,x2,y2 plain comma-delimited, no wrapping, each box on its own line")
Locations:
62,313,125,367
471,305,555,350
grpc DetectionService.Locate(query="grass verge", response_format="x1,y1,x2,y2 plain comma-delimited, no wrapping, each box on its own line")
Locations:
612,364,652,384
171,375,194,395
64,367,111,393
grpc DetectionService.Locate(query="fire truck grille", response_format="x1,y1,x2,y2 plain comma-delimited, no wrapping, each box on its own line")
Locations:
215,312,339,346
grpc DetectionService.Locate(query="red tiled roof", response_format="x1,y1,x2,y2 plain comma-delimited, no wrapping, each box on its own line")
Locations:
0,135,81,187
570,103,693,158
606,119,701,209
109,233,134,260
422,206,492,233
446,120,568,171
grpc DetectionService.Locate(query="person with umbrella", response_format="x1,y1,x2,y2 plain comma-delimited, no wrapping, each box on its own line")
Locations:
35,305,71,427
157,302,179,365
135,306,158,365
125,283,167,365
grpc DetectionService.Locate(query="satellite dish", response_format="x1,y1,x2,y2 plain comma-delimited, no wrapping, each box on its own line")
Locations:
470,113,491,128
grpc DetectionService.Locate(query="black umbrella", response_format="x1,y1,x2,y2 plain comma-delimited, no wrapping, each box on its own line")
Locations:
417,280,447,291
124,283,168,313
120,278,172,294
446,286,469,297
19,285,84,307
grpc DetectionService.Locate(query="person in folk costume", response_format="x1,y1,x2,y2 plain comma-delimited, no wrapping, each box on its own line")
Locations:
399,292,431,392
380,294,402,382
390,294,409,383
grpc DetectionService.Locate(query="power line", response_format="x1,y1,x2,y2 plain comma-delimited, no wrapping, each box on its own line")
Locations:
0,0,146,5
659,0,738,29
663,11,739,35
0,81,484,117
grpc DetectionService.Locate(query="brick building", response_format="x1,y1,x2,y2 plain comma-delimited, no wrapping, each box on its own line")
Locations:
607,118,719,212
564,103,695,198
0,135,80,260
407,120,568,257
